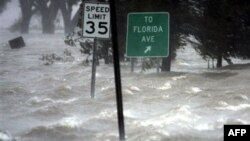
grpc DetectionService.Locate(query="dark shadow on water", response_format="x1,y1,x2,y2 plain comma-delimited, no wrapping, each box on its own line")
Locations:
220,63,250,70
201,71,238,80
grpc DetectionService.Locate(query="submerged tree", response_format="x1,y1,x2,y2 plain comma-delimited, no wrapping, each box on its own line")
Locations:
65,0,113,64
34,0,60,34
189,0,250,68
58,0,80,33
19,0,37,33
227,0,250,59
18,0,80,34
116,0,190,71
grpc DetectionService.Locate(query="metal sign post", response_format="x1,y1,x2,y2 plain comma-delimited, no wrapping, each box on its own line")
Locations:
82,1,125,140
110,0,126,140
131,58,135,72
156,58,161,73
91,38,97,98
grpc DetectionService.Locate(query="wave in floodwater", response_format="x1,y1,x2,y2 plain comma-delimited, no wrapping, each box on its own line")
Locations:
1,32,250,141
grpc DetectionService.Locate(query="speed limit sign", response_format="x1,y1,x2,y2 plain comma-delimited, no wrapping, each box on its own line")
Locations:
83,3,110,39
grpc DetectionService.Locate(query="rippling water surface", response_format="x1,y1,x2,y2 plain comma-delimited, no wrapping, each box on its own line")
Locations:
1,31,250,141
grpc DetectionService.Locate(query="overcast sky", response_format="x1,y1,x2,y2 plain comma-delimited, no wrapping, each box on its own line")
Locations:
0,0,81,29
0,0,20,28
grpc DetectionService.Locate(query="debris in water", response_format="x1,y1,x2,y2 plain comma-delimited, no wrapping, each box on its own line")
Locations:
8,36,25,49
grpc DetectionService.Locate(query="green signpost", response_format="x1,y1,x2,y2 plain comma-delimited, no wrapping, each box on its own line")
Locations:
126,12,170,57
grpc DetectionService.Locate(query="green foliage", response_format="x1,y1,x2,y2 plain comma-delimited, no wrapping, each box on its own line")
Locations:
141,58,160,71
65,0,250,70
65,29,113,64
117,0,189,56
116,0,190,71
189,0,250,65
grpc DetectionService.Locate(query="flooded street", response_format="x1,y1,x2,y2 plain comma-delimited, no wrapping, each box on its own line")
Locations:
1,31,250,141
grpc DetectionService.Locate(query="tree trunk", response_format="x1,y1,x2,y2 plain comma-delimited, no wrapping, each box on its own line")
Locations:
59,0,71,33
41,17,56,34
161,57,171,71
38,0,59,34
103,40,110,64
70,8,81,31
64,19,71,34
21,14,31,33
223,56,233,65
20,0,34,33
212,58,215,69
161,45,172,72
216,55,223,68
41,14,55,34
59,1,81,34
61,8,71,33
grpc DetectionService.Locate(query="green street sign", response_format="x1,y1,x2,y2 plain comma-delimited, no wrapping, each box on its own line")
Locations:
126,12,170,57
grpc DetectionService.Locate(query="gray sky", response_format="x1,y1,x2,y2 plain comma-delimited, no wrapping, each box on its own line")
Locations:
0,0,20,28
0,0,80,29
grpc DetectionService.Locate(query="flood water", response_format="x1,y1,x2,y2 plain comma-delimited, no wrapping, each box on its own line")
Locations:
1,31,250,141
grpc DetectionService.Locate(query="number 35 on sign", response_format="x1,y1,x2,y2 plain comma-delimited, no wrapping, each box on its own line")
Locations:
83,3,110,39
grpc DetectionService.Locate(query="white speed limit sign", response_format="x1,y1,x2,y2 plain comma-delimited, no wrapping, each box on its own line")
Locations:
83,3,110,39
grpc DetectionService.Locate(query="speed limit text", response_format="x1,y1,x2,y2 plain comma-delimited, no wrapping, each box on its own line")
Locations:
86,5,110,20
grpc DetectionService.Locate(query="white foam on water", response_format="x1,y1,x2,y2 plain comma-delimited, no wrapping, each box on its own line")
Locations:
186,87,202,94
156,82,172,90
193,123,215,131
56,116,82,128
138,105,200,128
1,32,250,141
233,94,249,101
25,96,78,105
25,96,53,105
215,104,250,111
55,98,78,104
172,75,187,81
94,109,117,119
179,62,191,66
128,86,141,92
0,132,11,141
124,89,134,95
